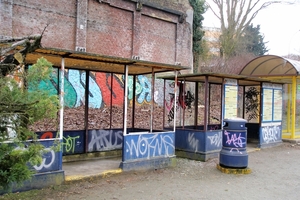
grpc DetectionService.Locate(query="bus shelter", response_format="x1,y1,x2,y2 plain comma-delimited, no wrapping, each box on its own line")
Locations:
240,55,300,141
160,73,285,161
7,47,189,192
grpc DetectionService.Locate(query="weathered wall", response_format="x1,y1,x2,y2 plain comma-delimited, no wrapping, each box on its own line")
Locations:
0,0,193,68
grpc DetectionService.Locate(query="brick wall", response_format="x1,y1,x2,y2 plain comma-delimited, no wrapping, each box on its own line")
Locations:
0,0,193,68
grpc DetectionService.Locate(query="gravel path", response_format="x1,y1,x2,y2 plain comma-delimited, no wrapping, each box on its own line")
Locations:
1,143,300,200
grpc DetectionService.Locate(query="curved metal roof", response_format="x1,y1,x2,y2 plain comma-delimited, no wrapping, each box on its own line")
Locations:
239,55,300,77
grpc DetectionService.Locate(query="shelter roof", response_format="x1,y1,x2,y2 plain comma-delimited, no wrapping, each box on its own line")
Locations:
240,55,300,77
159,72,287,86
24,48,190,75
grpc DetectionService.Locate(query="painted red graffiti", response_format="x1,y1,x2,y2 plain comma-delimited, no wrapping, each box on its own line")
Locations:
95,73,124,106
40,131,54,139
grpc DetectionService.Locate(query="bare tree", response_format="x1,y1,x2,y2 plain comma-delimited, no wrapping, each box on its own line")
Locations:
206,0,292,58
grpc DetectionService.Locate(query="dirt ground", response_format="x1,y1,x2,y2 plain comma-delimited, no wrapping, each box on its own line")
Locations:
1,142,300,200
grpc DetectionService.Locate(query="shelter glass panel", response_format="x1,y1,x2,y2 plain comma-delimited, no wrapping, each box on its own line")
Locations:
282,84,291,133
164,79,178,128
62,69,85,131
153,78,165,130
209,84,221,125
197,82,205,126
110,73,124,129
296,80,300,134
183,82,196,126
133,75,152,129
31,67,59,132
88,72,111,129
244,86,260,123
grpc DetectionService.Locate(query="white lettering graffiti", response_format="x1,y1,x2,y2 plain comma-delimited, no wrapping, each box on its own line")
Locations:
125,134,174,158
230,148,243,154
224,130,246,148
262,126,281,144
33,148,55,171
207,131,222,147
187,132,199,152
88,130,123,151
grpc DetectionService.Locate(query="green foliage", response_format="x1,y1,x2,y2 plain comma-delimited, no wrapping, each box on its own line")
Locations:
0,57,59,191
189,0,206,72
242,24,269,56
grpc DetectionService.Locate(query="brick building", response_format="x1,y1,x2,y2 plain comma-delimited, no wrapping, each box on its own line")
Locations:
1,0,193,67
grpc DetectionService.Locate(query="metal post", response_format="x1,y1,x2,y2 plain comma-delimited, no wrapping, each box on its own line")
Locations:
59,58,65,140
123,65,129,135
204,76,209,132
150,69,155,132
291,76,296,139
173,71,178,132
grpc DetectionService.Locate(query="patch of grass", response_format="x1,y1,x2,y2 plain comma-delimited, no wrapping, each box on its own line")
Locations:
0,184,71,200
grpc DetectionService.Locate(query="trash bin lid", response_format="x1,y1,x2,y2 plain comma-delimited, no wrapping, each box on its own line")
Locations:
223,117,247,123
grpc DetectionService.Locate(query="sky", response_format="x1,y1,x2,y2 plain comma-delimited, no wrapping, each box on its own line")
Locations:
202,1,300,56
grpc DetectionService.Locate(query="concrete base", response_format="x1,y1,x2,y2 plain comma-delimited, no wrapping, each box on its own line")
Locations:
63,150,122,162
216,164,251,174
282,139,300,144
175,150,220,161
0,170,65,195
120,156,176,171
259,141,283,148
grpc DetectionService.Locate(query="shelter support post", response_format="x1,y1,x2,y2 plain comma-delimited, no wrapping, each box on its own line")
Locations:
292,76,296,139
59,58,64,140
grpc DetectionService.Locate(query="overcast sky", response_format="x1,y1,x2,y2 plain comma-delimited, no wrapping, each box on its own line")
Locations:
202,1,300,56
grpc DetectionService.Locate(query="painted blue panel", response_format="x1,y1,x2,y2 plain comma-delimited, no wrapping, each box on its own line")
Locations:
260,124,282,145
205,130,223,151
123,132,175,161
32,140,62,173
63,130,85,155
175,129,206,152
36,130,85,155
87,129,123,152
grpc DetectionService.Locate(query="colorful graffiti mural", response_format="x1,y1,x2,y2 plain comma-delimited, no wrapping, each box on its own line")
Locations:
38,69,162,108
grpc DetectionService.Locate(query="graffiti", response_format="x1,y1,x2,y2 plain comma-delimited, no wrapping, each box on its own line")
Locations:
88,130,123,151
33,148,55,171
125,134,174,159
230,148,242,154
95,73,123,106
207,131,222,147
63,135,80,153
40,131,54,139
128,75,151,104
224,130,246,148
38,70,155,108
187,132,199,152
165,81,195,122
39,131,83,154
262,125,281,143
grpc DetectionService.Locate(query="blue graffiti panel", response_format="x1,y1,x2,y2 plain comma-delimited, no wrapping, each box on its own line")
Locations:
32,140,62,173
123,132,175,161
175,130,205,152
63,130,85,155
87,129,123,152
205,130,223,151
36,131,84,155
260,124,282,145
